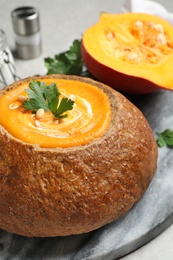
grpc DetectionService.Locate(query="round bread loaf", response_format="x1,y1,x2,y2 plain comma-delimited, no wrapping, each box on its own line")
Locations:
0,75,158,237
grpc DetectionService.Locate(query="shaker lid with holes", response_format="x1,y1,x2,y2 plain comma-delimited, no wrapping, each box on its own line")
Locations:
11,6,40,35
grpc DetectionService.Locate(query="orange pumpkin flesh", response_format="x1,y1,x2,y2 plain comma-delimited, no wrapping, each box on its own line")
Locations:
82,12,173,94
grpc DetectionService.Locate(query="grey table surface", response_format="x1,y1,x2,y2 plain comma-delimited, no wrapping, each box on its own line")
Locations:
0,0,173,259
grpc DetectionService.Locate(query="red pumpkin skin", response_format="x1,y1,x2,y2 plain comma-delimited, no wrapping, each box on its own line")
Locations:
81,41,162,95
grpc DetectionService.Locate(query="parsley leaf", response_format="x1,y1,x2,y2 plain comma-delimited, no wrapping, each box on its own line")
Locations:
54,98,74,119
24,80,49,113
23,80,74,118
43,82,60,115
156,129,173,148
44,39,93,77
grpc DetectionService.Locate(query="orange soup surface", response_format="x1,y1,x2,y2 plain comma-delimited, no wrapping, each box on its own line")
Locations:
0,79,111,148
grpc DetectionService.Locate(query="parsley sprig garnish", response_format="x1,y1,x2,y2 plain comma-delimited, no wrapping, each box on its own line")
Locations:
44,39,93,78
23,79,74,119
156,129,173,148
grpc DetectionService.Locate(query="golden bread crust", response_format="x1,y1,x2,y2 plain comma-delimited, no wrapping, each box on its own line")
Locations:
0,75,158,237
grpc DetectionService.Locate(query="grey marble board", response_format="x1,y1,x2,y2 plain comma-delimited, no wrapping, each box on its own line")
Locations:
0,89,173,260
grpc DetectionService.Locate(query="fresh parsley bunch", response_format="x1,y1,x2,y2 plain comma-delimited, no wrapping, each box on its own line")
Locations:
44,39,93,77
23,79,74,119
156,129,173,148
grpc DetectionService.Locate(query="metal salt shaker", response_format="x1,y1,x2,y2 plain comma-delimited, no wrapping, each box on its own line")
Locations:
11,6,42,59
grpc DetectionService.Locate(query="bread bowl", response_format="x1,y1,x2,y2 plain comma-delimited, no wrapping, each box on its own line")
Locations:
0,74,158,237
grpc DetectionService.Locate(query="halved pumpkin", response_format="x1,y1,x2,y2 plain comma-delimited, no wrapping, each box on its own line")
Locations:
82,12,173,94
